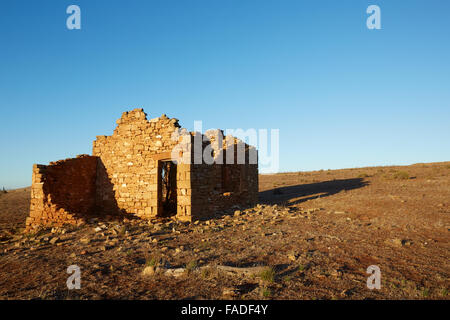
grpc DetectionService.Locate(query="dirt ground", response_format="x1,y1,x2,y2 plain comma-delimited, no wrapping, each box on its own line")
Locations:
0,162,449,300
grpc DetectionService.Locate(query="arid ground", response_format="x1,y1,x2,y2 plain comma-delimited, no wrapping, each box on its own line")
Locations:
0,162,449,299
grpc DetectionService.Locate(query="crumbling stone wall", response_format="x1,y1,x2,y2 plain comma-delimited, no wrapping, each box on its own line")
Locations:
190,139,258,218
26,155,97,230
26,108,259,229
93,109,184,219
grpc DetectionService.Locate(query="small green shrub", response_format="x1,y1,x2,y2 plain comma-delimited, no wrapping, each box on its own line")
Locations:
261,287,271,298
259,267,275,283
185,260,198,272
393,171,410,180
146,256,158,267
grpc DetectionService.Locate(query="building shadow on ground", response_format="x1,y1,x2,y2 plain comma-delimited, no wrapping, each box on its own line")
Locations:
259,178,369,206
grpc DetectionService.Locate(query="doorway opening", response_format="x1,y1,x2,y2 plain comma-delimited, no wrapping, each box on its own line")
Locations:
159,160,177,217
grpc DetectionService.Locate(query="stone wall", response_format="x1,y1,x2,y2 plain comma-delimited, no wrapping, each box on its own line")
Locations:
26,108,259,228
175,163,192,221
26,155,98,230
190,143,258,219
93,109,185,219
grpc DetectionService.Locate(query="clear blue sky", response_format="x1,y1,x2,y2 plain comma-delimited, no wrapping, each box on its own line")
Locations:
1,0,449,188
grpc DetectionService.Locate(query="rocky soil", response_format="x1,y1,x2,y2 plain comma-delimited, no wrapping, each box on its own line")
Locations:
0,162,449,299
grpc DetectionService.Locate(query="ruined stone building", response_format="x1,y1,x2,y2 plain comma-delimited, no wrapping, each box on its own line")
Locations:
26,109,258,230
